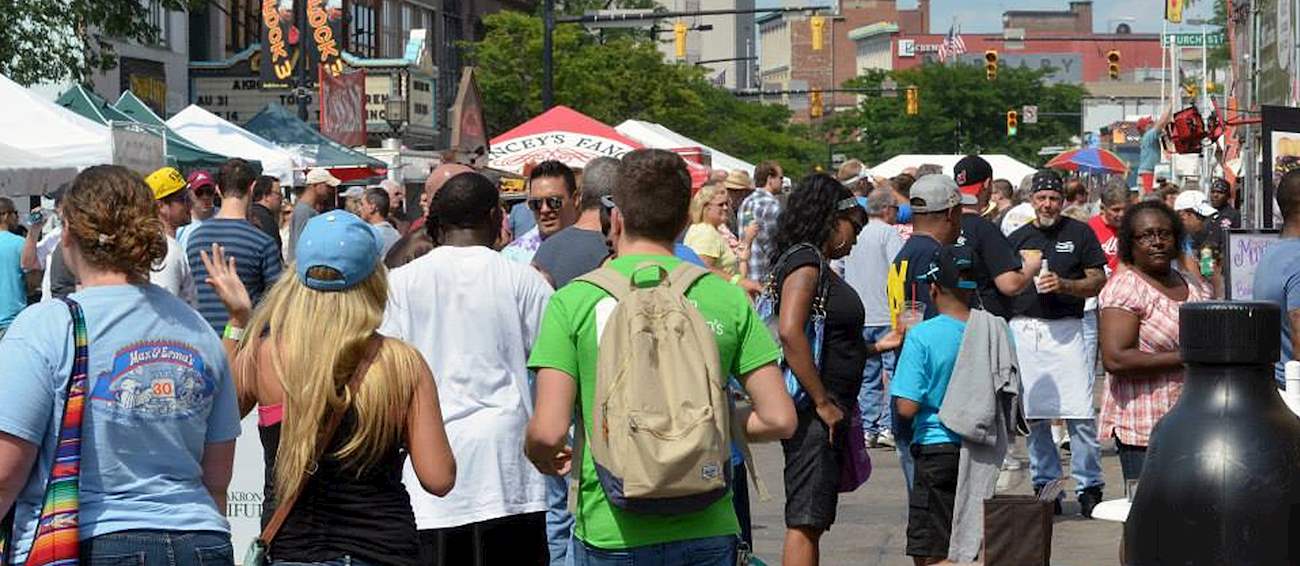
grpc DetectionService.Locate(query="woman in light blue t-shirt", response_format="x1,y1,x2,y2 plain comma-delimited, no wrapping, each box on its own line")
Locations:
0,165,240,564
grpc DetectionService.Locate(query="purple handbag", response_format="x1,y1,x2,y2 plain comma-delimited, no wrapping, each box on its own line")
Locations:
838,402,872,493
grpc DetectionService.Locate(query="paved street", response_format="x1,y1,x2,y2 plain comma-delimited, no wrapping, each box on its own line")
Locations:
746,438,1125,565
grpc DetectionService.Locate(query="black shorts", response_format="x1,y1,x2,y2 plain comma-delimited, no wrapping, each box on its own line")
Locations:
781,406,844,531
906,443,960,559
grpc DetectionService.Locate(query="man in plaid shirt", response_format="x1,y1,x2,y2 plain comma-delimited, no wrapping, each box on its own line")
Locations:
738,161,784,283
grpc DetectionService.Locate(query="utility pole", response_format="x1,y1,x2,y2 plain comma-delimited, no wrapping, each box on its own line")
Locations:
297,0,310,121
542,0,555,110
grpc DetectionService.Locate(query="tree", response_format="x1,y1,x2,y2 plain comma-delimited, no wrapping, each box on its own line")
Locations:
0,0,192,85
828,64,1085,167
465,11,826,175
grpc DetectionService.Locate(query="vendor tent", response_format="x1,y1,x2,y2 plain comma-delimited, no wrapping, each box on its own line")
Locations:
0,74,110,169
870,154,1037,185
490,106,708,185
489,106,643,174
244,104,386,183
615,120,755,175
113,91,232,171
0,142,78,197
167,105,299,184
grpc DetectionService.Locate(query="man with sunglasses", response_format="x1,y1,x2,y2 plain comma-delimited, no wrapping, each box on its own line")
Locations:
534,158,617,289
503,160,579,265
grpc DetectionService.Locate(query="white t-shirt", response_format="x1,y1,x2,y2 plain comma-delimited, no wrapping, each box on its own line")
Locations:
378,245,553,529
150,235,197,307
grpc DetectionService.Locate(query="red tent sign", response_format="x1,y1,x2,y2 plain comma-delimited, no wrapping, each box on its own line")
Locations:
489,106,641,173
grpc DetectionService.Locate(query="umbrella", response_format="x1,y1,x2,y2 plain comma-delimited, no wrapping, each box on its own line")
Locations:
1045,147,1129,174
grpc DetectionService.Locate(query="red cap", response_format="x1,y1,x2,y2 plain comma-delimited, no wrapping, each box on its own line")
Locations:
187,170,216,191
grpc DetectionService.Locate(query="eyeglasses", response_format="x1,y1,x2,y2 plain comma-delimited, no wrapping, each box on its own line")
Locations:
527,196,565,212
1134,229,1176,244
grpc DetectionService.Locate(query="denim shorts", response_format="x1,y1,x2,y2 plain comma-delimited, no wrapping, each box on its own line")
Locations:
571,535,736,566
80,529,233,566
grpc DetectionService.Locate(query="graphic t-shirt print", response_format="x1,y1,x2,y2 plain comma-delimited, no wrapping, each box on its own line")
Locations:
90,341,216,420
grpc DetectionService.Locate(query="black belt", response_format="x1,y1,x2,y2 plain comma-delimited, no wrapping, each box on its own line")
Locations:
910,442,960,456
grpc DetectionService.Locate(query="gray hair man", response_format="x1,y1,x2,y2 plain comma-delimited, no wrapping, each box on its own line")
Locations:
532,156,619,288
843,188,904,448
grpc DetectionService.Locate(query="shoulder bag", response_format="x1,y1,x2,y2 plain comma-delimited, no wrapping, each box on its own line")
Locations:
754,243,831,407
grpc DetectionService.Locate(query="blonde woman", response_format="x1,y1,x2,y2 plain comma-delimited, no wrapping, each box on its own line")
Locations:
203,211,455,566
685,183,762,295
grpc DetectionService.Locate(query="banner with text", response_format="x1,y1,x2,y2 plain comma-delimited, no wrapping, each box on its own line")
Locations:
305,0,345,78
260,0,296,84
320,69,367,147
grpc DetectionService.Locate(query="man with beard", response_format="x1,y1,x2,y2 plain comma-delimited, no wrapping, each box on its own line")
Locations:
1007,169,1108,518
1209,178,1240,229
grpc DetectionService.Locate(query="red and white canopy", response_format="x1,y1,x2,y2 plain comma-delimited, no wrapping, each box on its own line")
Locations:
489,106,708,187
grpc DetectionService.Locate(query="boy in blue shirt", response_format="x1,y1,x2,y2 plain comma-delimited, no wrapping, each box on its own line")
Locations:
891,247,976,565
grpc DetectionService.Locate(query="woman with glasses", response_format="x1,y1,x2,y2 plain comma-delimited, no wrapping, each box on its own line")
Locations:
685,183,762,295
1098,201,1210,484
770,174,902,566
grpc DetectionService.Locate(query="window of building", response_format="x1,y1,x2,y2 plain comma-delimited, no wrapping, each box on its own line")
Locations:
351,0,378,58
382,0,403,57
225,0,261,54
146,0,169,47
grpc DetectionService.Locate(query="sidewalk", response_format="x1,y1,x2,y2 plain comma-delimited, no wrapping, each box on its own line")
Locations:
747,438,1125,565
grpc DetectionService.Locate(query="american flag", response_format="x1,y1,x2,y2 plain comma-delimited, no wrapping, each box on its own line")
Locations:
937,25,966,62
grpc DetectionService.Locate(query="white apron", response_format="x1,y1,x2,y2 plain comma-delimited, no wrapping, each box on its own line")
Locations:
1010,316,1095,419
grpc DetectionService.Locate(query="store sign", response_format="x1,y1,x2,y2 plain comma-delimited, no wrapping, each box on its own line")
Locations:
958,53,1082,84
320,69,366,146
363,74,436,133
193,77,314,125
897,39,942,58
119,57,167,114
1163,32,1226,47
305,0,344,77
488,132,636,173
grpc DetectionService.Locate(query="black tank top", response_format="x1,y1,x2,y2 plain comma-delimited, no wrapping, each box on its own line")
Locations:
260,409,418,566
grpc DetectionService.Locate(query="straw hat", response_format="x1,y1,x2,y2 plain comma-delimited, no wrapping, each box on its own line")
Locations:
723,170,754,190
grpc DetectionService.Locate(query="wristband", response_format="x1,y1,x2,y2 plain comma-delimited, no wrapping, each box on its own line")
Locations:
222,324,246,341
729,274,742,285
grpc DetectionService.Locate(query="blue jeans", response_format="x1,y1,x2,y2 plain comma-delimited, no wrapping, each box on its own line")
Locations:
858,325,896,435
571,535,736,566
80,529,233,566
1027,418,1104,495
1082,309,1099,379
547,473,576,566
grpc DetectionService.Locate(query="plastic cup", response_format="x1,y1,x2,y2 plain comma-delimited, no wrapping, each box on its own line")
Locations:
898,301,924,330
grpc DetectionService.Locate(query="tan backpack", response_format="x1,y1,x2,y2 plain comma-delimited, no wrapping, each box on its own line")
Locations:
573,261,733,514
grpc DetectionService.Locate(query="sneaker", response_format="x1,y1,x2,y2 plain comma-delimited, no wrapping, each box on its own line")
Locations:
1078,487,1103,519
864,432,878,448
875,430,896,448
1001,455,1023,471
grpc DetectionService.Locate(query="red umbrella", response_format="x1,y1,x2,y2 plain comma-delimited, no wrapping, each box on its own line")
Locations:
1045,147,1130,174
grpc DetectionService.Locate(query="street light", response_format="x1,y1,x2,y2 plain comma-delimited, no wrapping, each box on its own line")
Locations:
384,73,408,143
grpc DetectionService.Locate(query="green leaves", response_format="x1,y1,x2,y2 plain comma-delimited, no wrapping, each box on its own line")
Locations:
466,11,825,176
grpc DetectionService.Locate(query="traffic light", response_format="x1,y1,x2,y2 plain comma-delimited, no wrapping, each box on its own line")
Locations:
984,50,998,80
1107,50,1121,80
674,21,687,59
811,16,826,51
1184,83,1198,98
810,89,824,118
905,86,919,116
1006,110,1018,137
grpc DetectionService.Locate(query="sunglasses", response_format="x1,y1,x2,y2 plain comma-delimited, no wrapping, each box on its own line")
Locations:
527,196,565,212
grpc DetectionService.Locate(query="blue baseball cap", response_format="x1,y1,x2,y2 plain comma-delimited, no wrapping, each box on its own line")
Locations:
295,211,381,291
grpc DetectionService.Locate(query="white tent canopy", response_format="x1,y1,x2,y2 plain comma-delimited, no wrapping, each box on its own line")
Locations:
0,142,78,197
166,105,300,184
870,154,1038,185
0,74,111,170
615,120,755,176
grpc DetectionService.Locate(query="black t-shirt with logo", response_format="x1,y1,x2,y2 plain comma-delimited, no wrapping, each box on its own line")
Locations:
1007,216,1107,320
953,213,1022,319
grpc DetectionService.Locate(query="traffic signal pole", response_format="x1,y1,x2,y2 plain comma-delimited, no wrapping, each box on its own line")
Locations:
541,6,824,111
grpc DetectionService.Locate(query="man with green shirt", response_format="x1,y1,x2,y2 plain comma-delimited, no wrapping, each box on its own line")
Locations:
526,149,797,565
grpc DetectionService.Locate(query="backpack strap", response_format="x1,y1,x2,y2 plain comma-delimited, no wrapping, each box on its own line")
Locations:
665,262,711,296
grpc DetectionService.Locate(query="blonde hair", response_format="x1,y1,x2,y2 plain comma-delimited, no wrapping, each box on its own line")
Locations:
234,265,424,500
689,183,727,224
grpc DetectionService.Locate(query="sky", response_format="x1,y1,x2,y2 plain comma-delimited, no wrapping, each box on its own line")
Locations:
755,0,1217,34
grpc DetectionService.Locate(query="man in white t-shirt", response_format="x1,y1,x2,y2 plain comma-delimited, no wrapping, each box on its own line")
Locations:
145,167,197,306
380,171,553,564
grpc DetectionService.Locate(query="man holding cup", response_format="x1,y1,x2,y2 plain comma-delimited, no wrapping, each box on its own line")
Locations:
1006,170,1109,518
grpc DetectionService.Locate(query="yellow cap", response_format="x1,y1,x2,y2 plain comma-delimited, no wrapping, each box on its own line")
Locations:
145,167,188,201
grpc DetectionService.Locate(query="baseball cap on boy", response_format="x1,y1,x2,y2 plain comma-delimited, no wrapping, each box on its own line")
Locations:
908,174,961,213
187,170,216,192
146,167,188,200
921,246,978,291
294,211,381,291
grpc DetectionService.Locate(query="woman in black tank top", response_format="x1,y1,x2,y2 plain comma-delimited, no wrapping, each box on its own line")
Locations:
203,211,455,566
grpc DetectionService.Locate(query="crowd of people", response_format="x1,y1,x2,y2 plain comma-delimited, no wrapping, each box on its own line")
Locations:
0,142,1296,566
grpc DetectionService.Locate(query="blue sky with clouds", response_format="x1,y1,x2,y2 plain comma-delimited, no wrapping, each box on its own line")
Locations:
756,0,1216,34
